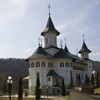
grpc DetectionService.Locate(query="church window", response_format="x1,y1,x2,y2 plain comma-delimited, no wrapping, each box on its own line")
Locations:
81,74,83,80
48,77,50,81
46,38,48,44
48,62,51,67
70,63,73,67
65,62,69,67
36,62,40,67
60,62,64,67
31,62,34,67
48,62,53,68
41,62,45,67
51,63,53,68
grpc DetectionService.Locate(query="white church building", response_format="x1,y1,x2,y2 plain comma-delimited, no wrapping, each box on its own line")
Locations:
26,10,93,95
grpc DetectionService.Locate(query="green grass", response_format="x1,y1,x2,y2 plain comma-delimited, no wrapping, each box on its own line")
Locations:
0,95,70,100
94,88,100,94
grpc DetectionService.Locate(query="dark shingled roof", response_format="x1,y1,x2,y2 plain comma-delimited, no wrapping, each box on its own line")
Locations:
47,70,64,78
33,46,48,56
78,41,91,53
25,46,53,61
64,45,69,53
41,16,60,36
54,48,73,59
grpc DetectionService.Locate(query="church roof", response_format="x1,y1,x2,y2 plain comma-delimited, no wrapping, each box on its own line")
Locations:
54,48,74,59
53,46,84,62
41,16,60,36
78,41,91,53
64,45,69,53
25,46,53,61
47,70,64,78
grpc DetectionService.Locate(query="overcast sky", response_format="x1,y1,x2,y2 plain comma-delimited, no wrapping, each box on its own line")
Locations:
0,0,100,61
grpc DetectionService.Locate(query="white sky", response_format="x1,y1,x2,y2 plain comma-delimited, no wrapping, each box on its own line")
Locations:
0,0,100,61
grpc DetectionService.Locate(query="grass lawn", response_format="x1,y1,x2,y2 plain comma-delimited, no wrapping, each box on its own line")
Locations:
0,95,70,100
94,88,100,94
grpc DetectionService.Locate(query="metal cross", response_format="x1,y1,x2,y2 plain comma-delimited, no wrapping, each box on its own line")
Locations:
38,37,40,46
83,34,85,42
65,38,66,46
48,4,51,16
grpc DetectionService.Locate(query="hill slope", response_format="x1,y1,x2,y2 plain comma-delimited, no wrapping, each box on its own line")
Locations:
0,58,29,92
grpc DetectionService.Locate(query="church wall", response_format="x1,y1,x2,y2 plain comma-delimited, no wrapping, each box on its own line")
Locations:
54,58,72,85
44,32,57,47
81,53,89,59
29,59,49,86
72,70,86,84
84,61,93,79
72,62,88,84
29,68,36,86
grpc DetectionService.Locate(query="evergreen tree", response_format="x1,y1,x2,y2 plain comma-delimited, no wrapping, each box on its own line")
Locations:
61,79,66,96
35,76,41,100
96,72,100,87
85,75,89,85
69,71,73,88
76,73,78,85
18,77,23,100
91,74,94,86
78,74,81,85
2,84,7,96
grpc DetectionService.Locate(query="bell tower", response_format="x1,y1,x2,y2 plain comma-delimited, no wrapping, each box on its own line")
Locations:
41,4,60,48
78,35,91,59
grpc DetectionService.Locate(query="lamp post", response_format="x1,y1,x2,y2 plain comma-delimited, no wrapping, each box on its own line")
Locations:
46,86,48,98
7,76,13,100
92,70,97,88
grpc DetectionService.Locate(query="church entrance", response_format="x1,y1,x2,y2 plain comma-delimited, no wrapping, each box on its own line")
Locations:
53,87,61,95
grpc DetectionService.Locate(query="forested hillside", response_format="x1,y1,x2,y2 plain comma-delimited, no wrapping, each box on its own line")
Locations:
0,58,29,93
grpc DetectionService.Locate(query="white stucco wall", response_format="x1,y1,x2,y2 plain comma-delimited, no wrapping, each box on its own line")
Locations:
44,32,57,47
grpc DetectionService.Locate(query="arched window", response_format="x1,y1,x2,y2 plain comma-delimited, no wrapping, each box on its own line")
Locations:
60,62,64,67
41,62,45,67
31,62,34,67
70,62,73,67
65,62,69,67
51,63,53,68
48,62,51,67
48,62,53,68
36,62,40,67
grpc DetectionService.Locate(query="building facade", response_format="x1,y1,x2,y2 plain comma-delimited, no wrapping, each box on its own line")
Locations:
26,14,93,95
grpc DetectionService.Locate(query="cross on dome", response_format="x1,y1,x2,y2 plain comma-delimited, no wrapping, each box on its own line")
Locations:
83,34,85,42
48,4,51,16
